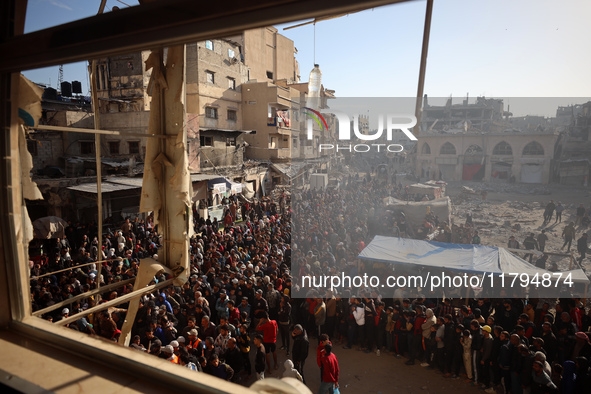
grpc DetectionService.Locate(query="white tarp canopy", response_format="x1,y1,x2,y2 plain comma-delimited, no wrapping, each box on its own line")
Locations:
383,197,452,225
358,235,589,284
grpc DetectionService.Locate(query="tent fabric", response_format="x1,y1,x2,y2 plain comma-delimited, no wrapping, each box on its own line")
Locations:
358,235,589,284
243,182,255,200
32,216,68,239
521,164,543,184
383,197,451,225
463,164,483,181
192,181,208,202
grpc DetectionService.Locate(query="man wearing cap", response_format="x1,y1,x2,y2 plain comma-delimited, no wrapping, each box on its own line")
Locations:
480,325,494,392
187,328,204,358
162,345,179,364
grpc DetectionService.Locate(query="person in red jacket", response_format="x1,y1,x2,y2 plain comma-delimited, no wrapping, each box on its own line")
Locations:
318,343,339,394
256,312,278,373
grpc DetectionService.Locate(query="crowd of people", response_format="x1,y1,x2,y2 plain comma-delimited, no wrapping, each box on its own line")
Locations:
27,174,591,394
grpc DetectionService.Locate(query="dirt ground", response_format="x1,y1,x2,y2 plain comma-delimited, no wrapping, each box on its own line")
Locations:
240,341,478,394
445,181,591,273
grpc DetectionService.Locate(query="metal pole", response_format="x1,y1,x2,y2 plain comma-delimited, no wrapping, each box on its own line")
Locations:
91,0,108,304
413,0,433,136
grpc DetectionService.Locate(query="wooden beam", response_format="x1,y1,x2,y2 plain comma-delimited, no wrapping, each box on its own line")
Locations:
32,278,135,317
29,124,172,139
0,0,411,73
55,278,173,326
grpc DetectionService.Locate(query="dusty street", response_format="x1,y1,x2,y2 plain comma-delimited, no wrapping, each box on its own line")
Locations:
242,342,477,394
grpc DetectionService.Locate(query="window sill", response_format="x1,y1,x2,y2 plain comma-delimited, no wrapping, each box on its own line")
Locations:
4,317,254,393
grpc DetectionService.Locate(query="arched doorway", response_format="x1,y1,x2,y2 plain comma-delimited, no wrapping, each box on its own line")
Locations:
462,144,485,181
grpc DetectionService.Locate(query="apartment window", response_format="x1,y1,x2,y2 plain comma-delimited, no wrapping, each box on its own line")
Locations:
266,71,273,79
27,140,38,156
205,40,213,50
228,49,235,58
227,109,237,121
108,141,120,155
128,141,140,154
205,107,218,119
200,136,213,146
227,77,236,90
226,137,236,146
206,70,215,84
80,141,95,154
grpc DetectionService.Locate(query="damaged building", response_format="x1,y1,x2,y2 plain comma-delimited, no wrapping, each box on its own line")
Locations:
416,96,560,184
555,101,591,186
416,130,559,184
25,26,336,221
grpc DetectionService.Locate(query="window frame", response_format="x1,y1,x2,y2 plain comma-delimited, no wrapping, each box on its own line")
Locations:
421,142,431,155
439,142,456,155
108,140,120,155
0,1,430,393
205,106,218,119
79,140,95,154
227,77,236,90
128,140,140,154
205,70,215,84
492,141,512,156
205,39,214,50
227,109,237,121
200,135,213,146
522,141,544,156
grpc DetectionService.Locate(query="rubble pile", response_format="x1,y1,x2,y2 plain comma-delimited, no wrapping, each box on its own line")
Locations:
448,183,591,275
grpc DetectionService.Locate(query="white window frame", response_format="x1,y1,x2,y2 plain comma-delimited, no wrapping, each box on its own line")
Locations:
205,70,215,84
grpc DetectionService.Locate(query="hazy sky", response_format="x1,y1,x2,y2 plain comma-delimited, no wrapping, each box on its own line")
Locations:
22,0,591,116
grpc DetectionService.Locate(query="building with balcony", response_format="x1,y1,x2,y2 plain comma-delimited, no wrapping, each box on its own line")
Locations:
242,81,300,162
